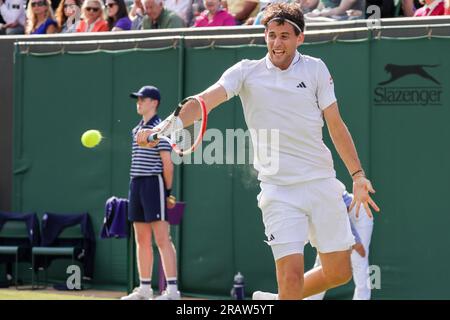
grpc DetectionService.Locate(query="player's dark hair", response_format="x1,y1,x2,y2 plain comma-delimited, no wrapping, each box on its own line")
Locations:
261,2,305,36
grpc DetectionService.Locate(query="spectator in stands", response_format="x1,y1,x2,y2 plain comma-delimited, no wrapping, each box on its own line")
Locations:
305,0,366,20
141,0,185,29
190,0,206,25
401,0,422,16
252,0,291,25
445,0,449,13
225,0,259,24
26,0,58,34
165,0,191,25
76,0,109,32
50,0,61,12
106,0,132,30
193,0,236,26
129,0,146,29
414,0,444,15
55,0,81,33
298,0,320,13
0,0,26,34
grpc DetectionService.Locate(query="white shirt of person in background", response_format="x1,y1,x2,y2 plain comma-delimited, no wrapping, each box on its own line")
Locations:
0,0,26,33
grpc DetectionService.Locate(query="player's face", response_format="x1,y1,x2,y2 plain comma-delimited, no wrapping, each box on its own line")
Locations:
265,21,304,70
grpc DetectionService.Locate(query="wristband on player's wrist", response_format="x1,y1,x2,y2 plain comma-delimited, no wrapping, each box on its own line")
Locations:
166,188,172,197
352,173,366,181
351,169,364,176
351,169,366,180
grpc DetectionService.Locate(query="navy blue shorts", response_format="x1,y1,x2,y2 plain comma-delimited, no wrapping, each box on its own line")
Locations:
128,175,167,223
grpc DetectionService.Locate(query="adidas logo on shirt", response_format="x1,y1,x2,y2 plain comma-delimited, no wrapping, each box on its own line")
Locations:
296,82,307,88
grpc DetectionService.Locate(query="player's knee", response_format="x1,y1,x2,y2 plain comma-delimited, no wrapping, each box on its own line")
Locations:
279,270,303,288
278,271,303,299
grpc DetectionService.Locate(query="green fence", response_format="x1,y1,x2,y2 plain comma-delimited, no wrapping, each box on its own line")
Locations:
13,36,450,298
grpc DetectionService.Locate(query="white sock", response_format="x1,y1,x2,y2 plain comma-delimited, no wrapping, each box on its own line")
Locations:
166,277,178,294
139,278,152,293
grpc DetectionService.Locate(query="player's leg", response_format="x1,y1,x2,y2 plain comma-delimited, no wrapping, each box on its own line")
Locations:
253,182,309,300
303,254,326,300
302,249,352,298
349,209,374,300
275,253,304,299
302,178,354,299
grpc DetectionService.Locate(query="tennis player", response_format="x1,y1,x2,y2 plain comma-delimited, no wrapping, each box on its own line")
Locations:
137,3,379,300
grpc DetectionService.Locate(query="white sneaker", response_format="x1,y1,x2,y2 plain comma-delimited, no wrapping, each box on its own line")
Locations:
154,290,181,300
120,288,153,300
252,291,278,300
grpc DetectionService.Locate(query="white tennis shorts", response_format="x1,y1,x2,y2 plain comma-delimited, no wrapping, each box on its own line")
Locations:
257,178,355,261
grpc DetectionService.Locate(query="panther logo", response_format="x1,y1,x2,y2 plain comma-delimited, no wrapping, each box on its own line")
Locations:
378,64,440,86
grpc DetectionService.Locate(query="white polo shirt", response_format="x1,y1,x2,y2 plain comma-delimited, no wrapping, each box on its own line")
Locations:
217,51,337,185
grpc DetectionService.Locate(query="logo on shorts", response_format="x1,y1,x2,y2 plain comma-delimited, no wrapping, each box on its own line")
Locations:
268,234,275,242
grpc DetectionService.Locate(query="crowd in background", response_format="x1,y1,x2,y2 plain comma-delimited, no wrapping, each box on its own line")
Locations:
0,0,449,35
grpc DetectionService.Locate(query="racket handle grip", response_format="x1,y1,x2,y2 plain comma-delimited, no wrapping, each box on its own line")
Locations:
147,133,159,142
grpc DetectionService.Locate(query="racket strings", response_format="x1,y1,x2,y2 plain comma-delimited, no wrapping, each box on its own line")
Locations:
175,100,203,153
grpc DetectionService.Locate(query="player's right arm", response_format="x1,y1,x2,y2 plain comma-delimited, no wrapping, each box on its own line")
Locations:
136,84,228,147
179,83,228,127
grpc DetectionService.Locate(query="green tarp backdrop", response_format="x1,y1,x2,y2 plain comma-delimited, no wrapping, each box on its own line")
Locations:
13,37,450,299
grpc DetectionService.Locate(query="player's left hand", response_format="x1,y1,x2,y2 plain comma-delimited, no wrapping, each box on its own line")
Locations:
349,176,380,218
352,243,366,257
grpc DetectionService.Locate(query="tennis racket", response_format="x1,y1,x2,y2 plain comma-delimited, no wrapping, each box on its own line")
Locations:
147,96,208,156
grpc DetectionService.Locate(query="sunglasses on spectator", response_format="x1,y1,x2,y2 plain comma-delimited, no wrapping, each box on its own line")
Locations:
106,2,117,7
85,6,100,12
31,1,47,7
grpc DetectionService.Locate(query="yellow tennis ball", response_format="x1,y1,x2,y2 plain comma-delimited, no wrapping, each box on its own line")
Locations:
81,130,103,148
